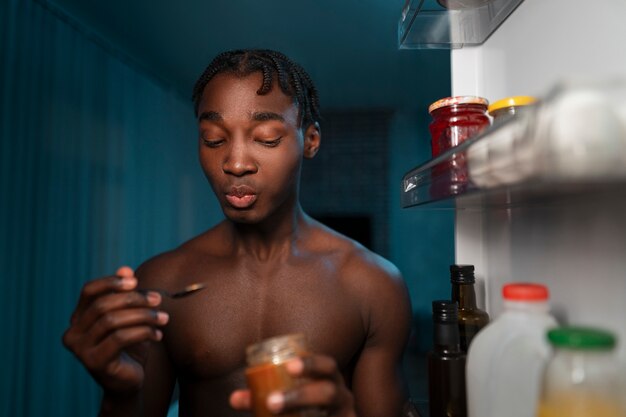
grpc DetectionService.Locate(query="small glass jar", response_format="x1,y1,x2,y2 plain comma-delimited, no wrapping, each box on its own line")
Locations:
246,334,309,417
477,95,537,187
429,96,490,158
537,327,625,417
428,96,490,198
488,95,536,121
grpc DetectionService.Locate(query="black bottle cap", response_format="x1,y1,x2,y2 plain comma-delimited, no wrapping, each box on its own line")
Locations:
432,300,458,323
450,264,475,284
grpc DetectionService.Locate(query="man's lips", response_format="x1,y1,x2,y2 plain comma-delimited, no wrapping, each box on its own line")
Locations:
225,185,257,209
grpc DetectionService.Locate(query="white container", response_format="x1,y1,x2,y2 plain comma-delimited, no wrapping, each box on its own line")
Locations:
466,283,558,417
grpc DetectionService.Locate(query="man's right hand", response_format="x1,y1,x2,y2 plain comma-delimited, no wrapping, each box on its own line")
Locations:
62,266,170,395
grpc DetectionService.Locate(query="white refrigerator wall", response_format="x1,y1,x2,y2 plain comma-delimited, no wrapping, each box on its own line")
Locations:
451,0,626,98
452,0,626,362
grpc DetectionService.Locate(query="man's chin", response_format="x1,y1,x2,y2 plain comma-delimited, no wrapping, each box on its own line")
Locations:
222,207,261,224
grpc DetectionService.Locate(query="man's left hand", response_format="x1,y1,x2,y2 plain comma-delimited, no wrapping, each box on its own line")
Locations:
229,354,356,416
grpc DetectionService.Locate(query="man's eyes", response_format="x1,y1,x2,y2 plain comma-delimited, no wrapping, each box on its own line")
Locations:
255,136,283,147
202,138,225,148
201,136,283,148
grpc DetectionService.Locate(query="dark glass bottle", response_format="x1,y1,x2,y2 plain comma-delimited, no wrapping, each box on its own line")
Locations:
450,265,490,352
428,300,467,417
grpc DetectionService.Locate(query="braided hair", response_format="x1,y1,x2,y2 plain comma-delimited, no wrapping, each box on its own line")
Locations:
192,49,321,129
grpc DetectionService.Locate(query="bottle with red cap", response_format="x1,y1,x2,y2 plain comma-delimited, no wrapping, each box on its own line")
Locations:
466,283,558,417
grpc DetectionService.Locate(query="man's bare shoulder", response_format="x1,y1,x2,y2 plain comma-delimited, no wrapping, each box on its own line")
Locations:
307,219,404,291
308,220,411,333
134,221,231,288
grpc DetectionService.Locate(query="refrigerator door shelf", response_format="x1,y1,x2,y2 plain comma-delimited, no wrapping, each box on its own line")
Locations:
401,80,626,209
398,0,525,49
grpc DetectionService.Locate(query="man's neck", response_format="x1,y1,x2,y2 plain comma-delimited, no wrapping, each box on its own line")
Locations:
229,204,310,262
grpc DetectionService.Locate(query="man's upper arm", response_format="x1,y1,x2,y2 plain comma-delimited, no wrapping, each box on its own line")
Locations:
350,262,412,417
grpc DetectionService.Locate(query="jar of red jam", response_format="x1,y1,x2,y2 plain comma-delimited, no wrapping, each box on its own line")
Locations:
245,333,311,417
428,96,490,198
429,96,490,157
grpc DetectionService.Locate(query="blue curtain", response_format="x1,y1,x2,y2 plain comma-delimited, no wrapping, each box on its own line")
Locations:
0,1,221,415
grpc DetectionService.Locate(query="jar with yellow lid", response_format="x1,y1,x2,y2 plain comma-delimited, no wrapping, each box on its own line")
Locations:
488,95,537,121
473,95,537,187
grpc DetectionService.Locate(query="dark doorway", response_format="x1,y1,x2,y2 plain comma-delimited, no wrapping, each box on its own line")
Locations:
314,215,372,250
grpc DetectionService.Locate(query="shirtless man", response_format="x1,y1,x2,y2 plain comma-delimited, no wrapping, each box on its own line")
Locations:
63,49,413,417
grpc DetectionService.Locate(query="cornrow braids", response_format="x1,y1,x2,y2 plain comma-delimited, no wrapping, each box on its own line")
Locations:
192,49,321,129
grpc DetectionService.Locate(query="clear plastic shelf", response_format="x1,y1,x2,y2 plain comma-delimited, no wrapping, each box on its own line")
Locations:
398,0,525,49
401,80,626,209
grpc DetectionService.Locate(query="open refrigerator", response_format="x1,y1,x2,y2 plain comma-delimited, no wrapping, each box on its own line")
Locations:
399,0,626,408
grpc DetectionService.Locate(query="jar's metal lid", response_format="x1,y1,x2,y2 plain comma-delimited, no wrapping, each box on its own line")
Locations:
488,95,537,114
547,327,616,350
246,333,307,366
428,96,489,114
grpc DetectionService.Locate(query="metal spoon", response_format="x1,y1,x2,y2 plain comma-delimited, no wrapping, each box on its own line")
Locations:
138,282,206,299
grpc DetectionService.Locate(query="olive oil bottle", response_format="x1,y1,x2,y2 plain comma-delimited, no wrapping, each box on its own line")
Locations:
450,265,489,352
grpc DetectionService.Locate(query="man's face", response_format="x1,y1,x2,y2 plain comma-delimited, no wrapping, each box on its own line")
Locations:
196,72,306,224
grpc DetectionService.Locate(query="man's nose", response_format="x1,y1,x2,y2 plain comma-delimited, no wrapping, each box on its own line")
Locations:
222,141,258,176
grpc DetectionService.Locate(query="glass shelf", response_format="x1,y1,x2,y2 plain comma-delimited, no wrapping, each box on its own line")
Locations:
398,0,525,49
401,80,626,209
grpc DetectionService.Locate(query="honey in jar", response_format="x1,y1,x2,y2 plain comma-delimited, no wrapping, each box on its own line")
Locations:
245,333,309,417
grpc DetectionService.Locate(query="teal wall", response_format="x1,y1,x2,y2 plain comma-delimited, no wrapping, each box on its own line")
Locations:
388,109,455,352
1,1,222,415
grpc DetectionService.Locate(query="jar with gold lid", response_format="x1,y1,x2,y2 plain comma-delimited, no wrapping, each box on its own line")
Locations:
428,96,490,198
488,95,536,121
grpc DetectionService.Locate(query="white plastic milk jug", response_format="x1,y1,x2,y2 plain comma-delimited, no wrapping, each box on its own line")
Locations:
466,283,557,417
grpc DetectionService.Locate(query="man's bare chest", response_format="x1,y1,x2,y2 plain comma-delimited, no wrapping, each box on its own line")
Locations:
161,263,366,380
